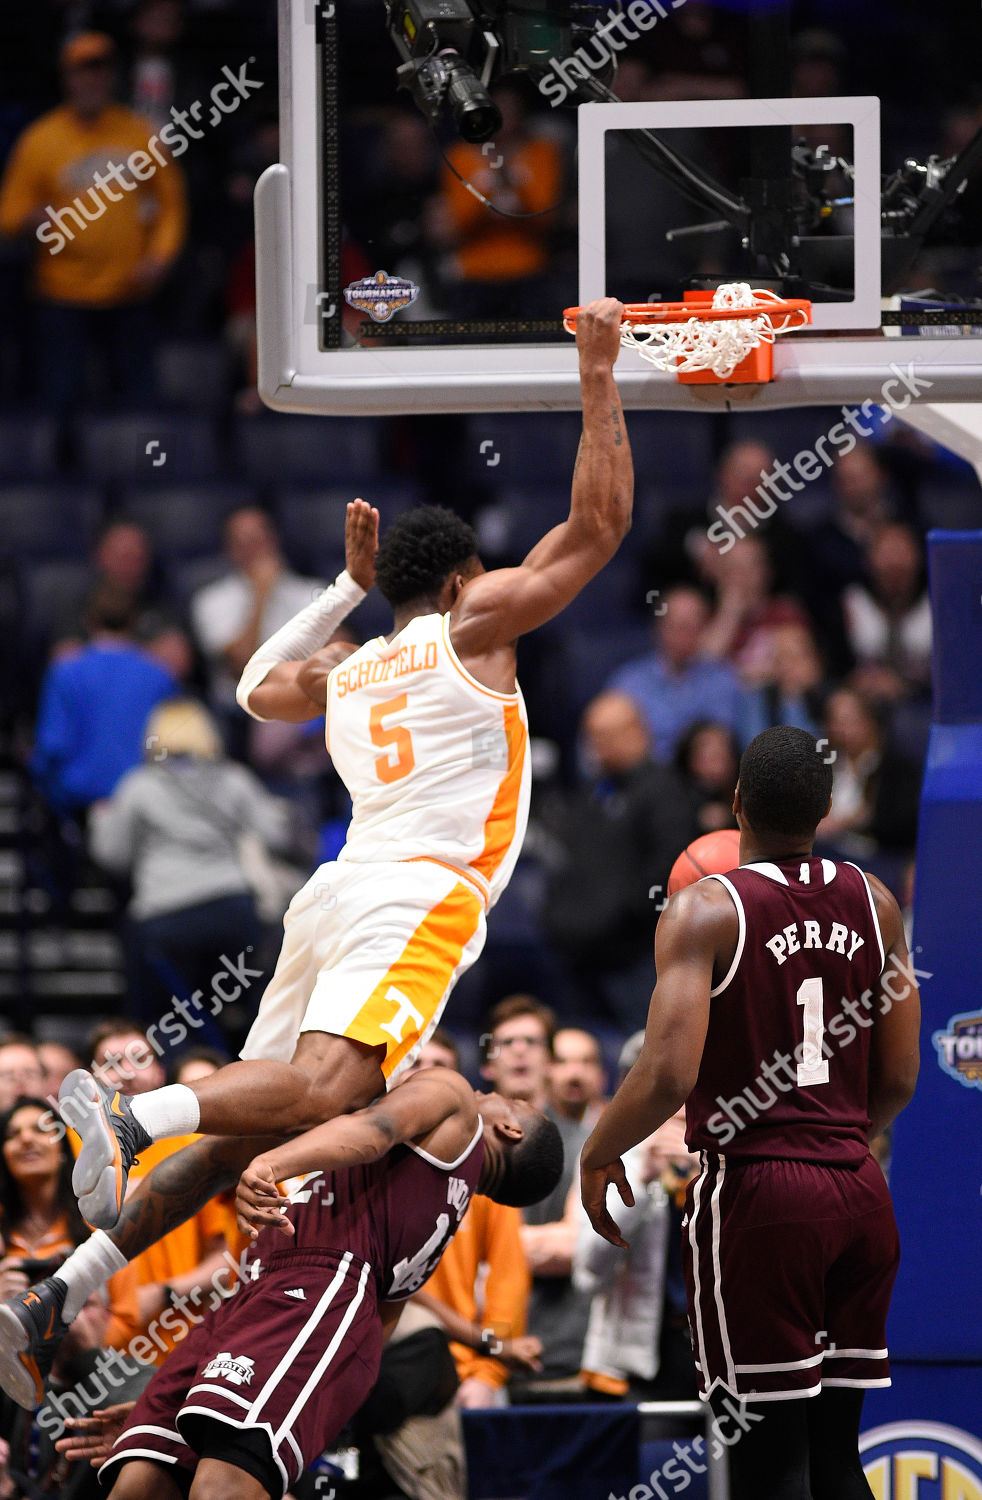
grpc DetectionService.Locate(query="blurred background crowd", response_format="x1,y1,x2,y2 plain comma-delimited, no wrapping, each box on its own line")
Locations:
0,0,979,1493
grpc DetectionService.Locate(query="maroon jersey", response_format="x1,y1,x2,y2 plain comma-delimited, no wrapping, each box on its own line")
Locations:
250,1120,485,1301
686,858,886,1164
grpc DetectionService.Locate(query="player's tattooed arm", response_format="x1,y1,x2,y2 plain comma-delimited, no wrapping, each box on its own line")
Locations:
450,299,632,658
109,1134,281,1260
236,1073,472,1238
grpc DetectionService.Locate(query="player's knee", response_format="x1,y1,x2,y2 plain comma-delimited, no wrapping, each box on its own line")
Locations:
190,1459,267,1500
291,1032,386,1126
106,1466,157,1500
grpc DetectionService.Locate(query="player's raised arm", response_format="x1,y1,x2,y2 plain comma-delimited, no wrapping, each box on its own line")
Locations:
235,1071,472,1237
449,299,633,654
866,875,920,1138
579,882,729,1246
235,499,378,723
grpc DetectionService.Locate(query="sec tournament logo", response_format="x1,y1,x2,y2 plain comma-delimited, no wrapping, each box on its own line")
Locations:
860,1421,982,1498
343,271,419,323
933,1010,982,1088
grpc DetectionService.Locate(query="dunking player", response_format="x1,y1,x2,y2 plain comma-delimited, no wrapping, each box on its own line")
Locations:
91,1073,560,1499
0,299,631,1396
580,726,920,1500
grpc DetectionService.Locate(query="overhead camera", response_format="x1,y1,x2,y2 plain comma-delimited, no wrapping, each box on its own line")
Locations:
385,0,612,142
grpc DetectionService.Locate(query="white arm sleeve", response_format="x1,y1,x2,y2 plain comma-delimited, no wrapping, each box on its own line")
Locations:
235,569,366,721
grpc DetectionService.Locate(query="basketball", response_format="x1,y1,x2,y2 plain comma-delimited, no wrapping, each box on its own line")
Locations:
667,829,741,894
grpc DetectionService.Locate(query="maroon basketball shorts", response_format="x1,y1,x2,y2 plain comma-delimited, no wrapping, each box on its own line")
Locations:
682,1151,900,1404
100,1249,383,1496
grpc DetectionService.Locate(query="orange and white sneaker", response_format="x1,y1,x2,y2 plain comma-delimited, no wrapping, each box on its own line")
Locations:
59,1069,152,1230
0,1276,69,1409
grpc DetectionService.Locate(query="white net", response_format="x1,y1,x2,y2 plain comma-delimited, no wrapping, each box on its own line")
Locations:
620,283,806,378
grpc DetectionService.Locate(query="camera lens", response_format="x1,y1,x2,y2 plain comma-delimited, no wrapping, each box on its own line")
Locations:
441,52,501,143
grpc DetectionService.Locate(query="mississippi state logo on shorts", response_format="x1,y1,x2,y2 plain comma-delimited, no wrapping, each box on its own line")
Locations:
201,1352,256,1386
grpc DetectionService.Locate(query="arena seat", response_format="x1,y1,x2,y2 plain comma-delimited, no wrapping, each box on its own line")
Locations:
22,558,93,639
73,411,224,481
154,339,233,412
118,481,259,557
0,411,61,479
624,409,719,500
539,622,653,744
167,553,233,609
728,405,846,464
461,412,583,489
271,481,420,572
233,413,383,484
915,476,982,529
0,482,102,559
474,485,573,560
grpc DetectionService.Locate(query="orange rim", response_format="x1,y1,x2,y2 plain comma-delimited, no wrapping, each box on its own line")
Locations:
563,298,812,328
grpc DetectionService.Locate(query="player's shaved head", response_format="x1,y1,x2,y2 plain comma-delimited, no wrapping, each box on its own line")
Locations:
482,1100,564,1209
374,505,480,610
737,725,833,840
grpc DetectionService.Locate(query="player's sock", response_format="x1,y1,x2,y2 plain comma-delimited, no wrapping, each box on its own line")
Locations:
129,1083,200,1141
53,1229,129,1322
710,1390,810,1500
808,1388,876,1499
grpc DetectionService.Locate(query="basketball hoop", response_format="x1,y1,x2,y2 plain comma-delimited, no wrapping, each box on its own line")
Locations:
563,283,812,384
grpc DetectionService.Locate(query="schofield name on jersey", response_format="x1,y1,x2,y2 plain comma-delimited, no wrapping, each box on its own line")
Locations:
334,642,438,698
765,921,865,966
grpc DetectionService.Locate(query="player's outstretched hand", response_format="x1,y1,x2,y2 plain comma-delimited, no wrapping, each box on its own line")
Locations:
575,297,624,370
236,1157,294,1240
580,1156,635,1249
56,1404,135,1467
345,498,379,592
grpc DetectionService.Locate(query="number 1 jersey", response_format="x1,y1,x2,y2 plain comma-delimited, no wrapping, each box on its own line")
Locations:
325,612,530,909
685,858,887,1165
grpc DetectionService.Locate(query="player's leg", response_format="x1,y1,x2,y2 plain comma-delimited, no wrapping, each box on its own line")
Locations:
65,863,486,1229
708,1390,811,1500
188,1458,271,1500
180,1421,287,1500
60,863,383,1225
106,1459,187,1500
682,1155,830,1499
808,1388,875,1499
0,1133,264,1403
62,1032,385,1228
157,1028,386,1136
811,1158,899,1500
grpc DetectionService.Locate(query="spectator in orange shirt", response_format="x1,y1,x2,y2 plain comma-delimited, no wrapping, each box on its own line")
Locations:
0,31,187,410
429,81,564,318
406,1031,539,1409
86,1026,234,1364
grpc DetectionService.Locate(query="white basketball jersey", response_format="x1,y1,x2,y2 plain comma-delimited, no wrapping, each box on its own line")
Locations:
325,612,530,908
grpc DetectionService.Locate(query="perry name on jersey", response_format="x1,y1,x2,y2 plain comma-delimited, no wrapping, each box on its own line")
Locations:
325,612,531,907
686,858,886,1164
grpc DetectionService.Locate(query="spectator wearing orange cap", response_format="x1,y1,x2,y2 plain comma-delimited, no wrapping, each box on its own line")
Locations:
0,31,187,410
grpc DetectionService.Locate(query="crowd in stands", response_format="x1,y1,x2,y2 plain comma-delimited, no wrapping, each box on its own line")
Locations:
0,1005,699,1497
0,1,979,1493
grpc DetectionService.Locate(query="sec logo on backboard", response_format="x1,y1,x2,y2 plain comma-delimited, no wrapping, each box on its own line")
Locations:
860,1421,982,1498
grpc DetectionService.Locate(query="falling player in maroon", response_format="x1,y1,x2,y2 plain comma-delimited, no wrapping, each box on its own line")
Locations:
96,1070,562,1500
581,726,920,1500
